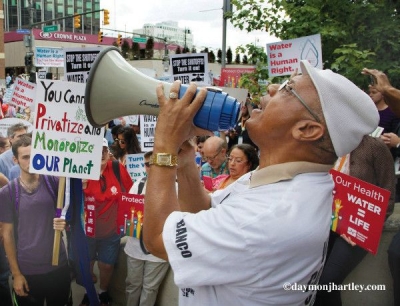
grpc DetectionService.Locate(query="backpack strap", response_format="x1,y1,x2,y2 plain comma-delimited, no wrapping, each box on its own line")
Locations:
7,179,19,243
112,160,124,192
137,177,147,195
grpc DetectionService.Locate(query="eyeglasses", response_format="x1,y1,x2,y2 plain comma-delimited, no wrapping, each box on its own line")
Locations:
205,147,223,162
115,138,126,145
279,80,321,123
227,157,247,164
144,162,150,167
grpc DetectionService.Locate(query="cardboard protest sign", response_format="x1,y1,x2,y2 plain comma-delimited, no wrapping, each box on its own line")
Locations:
330,169,391,254
267,34,322,77
30,79,104,179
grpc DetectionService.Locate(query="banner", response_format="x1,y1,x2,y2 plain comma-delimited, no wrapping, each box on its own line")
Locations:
117,193,145,237
8,78,36,110
140,115,157,152
219,67,255,88
330,169,390,254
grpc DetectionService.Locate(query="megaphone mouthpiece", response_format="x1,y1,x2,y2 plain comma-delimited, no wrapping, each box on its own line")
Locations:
85,47,240,131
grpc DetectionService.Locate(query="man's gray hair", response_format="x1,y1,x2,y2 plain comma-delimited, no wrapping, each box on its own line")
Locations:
7,123,28,138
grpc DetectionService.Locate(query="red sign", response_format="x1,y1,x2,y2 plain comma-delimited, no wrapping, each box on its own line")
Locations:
330,169,391,254
117,193,144,238
219,68,255,87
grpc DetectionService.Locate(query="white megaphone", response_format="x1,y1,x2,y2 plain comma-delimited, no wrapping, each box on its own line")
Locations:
85,47,240,131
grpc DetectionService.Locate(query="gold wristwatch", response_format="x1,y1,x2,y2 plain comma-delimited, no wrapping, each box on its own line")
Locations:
149,153,178,167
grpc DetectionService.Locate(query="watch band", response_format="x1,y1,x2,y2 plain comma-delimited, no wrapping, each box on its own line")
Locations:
149,153,178,167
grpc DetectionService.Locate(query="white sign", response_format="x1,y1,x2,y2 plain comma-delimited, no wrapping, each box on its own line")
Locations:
35,47,64,67
63,47,102,83
267,34,322,77
9,78,36,110
30,80,104,179
125,153,146,183
0,118,33,137
140,114,157,152
169,53,210,85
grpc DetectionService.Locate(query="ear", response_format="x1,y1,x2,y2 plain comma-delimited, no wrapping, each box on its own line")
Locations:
12,155,18,164
292,120,325,142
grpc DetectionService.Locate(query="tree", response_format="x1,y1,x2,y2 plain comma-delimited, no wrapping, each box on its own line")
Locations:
131,42,140,60
235,54,241,64
209,50,216,63
230,0,400,87
145,36,154,59
191,47,197,53
121,40,130,59
217,49,222,64
176,46,182,54
226,47,233,64
242,55,248,64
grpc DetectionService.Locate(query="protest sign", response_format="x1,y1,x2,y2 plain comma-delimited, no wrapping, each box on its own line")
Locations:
35,47,64,68
116,193,145,237
64,47,102,83
330,169,391,254
169,53,209,85
267,34,322,77
219,68,255,87
30,79,104,179
125,153,146,183
140,115,157,152
9,78,36,110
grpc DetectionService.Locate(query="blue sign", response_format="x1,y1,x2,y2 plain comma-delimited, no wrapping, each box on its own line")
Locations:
16,29,30,35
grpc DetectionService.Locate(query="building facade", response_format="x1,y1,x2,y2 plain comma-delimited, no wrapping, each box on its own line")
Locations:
3,0,101,34
134,20,193,50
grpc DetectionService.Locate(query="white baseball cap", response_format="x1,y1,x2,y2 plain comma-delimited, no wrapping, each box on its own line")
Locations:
300,60,379,157
103,138,108,147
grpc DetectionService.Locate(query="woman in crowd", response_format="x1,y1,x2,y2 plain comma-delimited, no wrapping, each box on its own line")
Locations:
113,126,141,166
216,143,259,190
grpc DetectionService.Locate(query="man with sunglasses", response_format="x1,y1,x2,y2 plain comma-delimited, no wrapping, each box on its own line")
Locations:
80,138,133,306
143,60,379,306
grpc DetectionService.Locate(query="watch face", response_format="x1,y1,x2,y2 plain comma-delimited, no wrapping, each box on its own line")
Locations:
158,154,171,164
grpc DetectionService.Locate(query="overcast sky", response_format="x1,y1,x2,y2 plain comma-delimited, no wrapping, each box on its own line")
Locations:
101,0,279,53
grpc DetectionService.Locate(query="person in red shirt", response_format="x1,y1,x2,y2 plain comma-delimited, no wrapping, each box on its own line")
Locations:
80,138,133,306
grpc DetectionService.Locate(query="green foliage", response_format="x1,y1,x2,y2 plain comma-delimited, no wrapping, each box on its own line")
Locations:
227,47,233,64
131,42,140,60
191,47,197,53
145,37,154,59
121,40,130,59
235,53,241,64
209,50,216,63
230,0,400,88
217,49,222,63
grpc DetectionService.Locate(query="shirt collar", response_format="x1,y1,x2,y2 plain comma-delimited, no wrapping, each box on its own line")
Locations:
249,161,333,188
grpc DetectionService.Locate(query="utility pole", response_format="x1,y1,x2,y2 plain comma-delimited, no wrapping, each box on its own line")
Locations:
222,0,232,68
